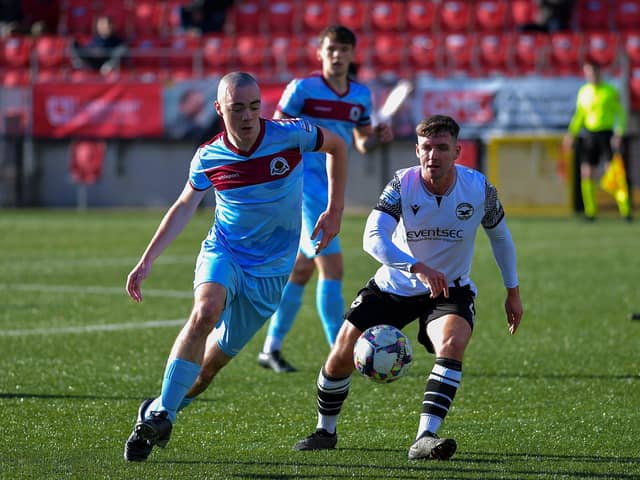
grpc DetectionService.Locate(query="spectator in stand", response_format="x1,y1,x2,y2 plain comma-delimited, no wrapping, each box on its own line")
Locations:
71,15,127,74
0,0,22,36
519,0,575,33
180,0,233,35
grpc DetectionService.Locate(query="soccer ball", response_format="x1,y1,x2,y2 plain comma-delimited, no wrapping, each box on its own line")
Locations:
353,325,413,383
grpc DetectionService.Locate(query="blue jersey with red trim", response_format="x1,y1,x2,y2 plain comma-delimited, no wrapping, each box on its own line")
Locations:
276,74,373,210
189,118,323,276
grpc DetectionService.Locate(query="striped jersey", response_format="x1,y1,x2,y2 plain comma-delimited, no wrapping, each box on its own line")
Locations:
276,74,373,207
369,165,505,296
189,118,323,277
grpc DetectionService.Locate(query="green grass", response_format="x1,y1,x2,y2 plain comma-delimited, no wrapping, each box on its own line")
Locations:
1,208,639,479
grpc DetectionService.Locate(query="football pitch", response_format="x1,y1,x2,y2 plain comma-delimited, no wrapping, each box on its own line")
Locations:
1,208,638,479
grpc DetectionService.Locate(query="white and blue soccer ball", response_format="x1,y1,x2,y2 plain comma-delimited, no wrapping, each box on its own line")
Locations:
353,325,413,383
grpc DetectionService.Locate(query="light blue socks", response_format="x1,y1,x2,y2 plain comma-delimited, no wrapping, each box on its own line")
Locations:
147,358,201,423
317,279,344,345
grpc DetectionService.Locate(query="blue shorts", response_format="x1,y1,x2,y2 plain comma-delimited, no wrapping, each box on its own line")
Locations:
194,246,287,357
299,192,341,259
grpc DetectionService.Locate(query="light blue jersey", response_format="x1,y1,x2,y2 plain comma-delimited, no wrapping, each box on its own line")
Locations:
277,74,373,257
189,117,323,277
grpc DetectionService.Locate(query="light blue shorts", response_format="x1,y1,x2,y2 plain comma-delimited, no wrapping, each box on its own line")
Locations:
194,247,287,357
299,196,341,259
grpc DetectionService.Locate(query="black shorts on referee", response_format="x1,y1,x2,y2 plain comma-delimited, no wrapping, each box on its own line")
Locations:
344,278,476,354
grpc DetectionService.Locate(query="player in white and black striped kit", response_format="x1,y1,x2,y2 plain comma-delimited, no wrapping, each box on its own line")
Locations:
294,114,523,461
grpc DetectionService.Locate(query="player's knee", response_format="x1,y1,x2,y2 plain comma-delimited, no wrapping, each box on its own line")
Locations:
290,259,315,284
190,299,223,332
436,336,467,359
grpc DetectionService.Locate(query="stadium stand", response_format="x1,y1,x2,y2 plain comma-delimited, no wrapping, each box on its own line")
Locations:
443,32,476,76
265,0,300,34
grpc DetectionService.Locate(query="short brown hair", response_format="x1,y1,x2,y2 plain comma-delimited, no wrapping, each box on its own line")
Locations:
416,115,460,139
318,24,357,47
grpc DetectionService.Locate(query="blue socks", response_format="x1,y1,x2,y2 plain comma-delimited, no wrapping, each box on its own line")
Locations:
264,282,304,351
147,358,201,423
316,279,344,345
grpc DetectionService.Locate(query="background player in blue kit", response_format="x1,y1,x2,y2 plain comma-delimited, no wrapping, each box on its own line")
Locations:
293,115,523,461
123,72,348,462
257,25,395,372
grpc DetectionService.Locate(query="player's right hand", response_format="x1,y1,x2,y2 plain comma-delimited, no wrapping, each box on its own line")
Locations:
412,262,449,299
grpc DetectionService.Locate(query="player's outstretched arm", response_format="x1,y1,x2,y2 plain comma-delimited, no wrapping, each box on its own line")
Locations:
311,127,348,253
126,183,206,303
353,123,394,154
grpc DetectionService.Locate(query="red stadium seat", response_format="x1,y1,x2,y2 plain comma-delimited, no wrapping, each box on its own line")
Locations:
439,0,472,32
34,36,70,70
624,32,640,65
443,33,475,75
408,33,442,75
547,32,584,76
235,34,269,71
301,1,335,33
474,0,510,32
512,32,548,75
336,0,370,32
1,36,33,69
510,0,538,28
372,34,407,73
269,35,305,78
61,0,96,35
477,33,511,76
574,0,611,31
202,34,233,74
613,0,640,31
584,32,619,71
132,1,167,38
266,1,300,34
34,68,69,83
370,1,406,32
406,1,437,33
226,0,263,34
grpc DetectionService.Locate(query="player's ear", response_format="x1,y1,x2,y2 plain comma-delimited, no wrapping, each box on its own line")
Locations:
214,100,222,117
455,142,461,159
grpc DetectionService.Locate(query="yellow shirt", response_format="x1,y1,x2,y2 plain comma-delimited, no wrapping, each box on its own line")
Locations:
567,82,626,136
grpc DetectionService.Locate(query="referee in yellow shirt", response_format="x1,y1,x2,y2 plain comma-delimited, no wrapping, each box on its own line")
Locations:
563,60,630,221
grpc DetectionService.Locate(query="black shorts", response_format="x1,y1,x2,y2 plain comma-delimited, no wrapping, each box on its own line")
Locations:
344,278,476,354
580,130,613,166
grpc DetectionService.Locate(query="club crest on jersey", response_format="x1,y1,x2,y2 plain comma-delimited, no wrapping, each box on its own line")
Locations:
456,202,474,220
411,204,420,215
270,157,290,176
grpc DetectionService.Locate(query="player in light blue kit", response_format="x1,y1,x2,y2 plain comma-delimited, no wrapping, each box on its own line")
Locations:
123,72,348,462
257,25,394,372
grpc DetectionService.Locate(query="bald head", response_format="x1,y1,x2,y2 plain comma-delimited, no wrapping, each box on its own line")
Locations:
217,72,259,103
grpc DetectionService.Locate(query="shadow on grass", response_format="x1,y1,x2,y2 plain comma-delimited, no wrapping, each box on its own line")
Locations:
0,392,217,402
151,452,640,480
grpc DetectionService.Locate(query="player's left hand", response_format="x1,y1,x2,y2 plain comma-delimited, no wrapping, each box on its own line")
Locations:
311,209,342,254
505,287,523,335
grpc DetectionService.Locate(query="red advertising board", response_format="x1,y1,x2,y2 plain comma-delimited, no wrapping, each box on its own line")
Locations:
33,83,163,138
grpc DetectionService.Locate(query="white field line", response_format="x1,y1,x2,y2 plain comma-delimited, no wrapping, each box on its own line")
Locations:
0,319,186,337
1,283,193,299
